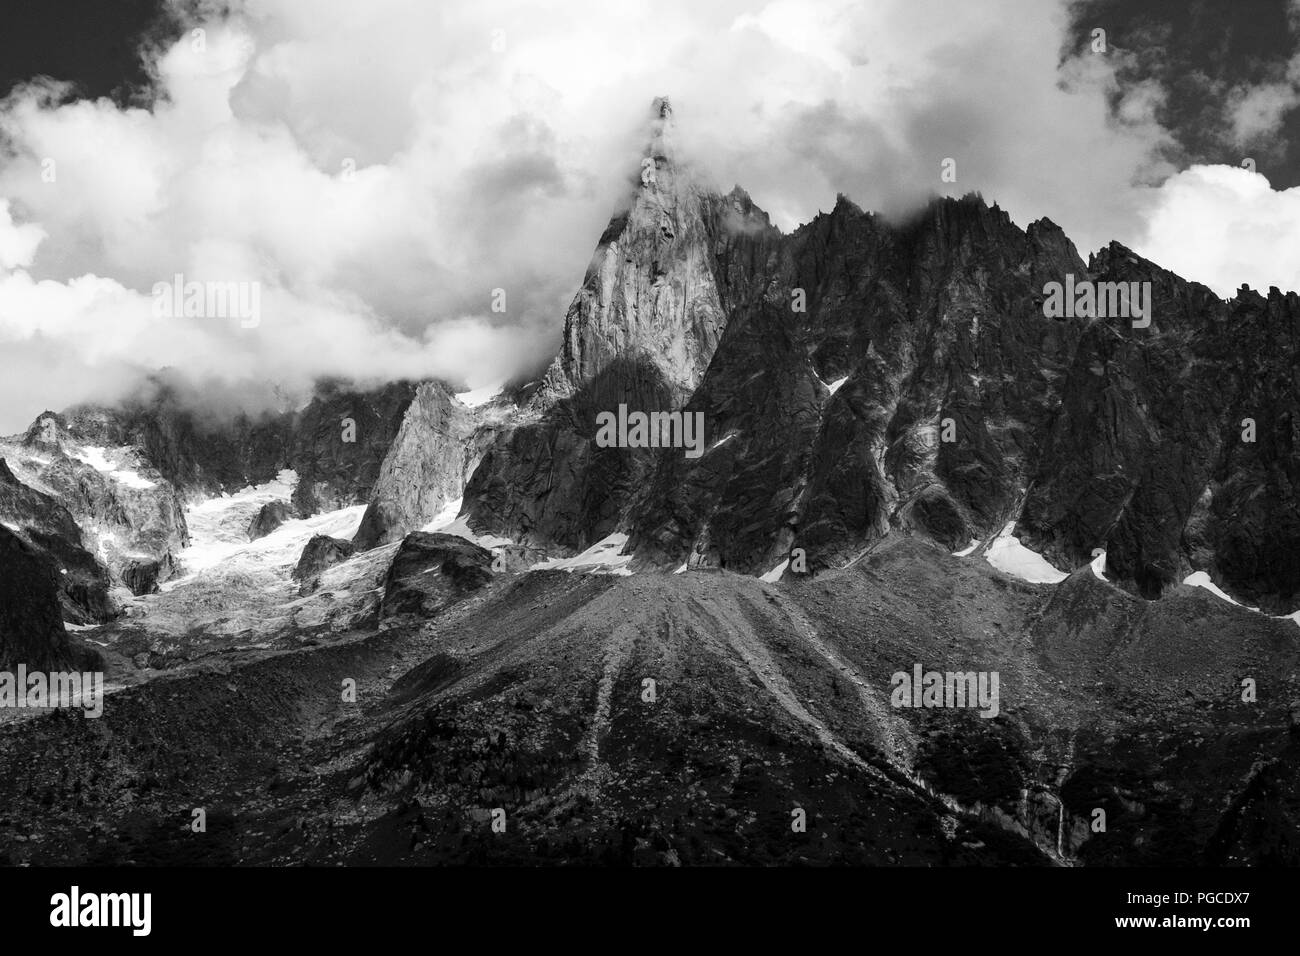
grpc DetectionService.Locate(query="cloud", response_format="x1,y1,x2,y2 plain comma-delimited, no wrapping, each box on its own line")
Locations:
0,200,44,269
0,0,1284,433
1224,44,1300,148
1219,2,1300,150
1137,164,1300,299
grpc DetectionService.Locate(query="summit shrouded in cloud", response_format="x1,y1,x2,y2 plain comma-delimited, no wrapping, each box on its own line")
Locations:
1,0,1299,433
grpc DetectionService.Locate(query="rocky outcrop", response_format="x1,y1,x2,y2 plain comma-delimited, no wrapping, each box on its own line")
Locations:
0,458,115,623
462,357,678,552
56,396,294,500
352,383,485,550
379,532,494,621
2,416,189,597
120,555,178,596
289,380,421,516
464,116,1093,572
292,534,356,594
1200,288,1300,611
247,500,297,541
0,525,98,671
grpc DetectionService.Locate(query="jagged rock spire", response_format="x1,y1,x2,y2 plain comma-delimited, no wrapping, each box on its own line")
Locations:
540,96,730,401
648,95,674,163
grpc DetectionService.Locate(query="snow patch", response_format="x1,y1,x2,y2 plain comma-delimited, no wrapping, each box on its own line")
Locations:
532,532,634,576
111,468,156,490
1089,550,1108,581
72,446,157,489
826,376,849,395
424,498,514,549
985,522,1068,584
455,379,506,407
1182,572,1260,611
952,539,980,557
673,562,688,574
1182,571,1300,628
71,446,114,472
760,559,789,583
419,497,468,533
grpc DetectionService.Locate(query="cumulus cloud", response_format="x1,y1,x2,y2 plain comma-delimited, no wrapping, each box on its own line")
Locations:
0,0,1291,432
1137,165,1300,298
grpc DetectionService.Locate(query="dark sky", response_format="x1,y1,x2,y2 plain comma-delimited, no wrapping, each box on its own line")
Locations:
1068,0,1300,187
0,0,176,105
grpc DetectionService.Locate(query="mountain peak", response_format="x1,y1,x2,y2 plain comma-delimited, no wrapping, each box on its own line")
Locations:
647,95,675,165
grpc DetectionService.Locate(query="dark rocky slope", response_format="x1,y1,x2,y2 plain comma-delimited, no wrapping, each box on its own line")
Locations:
0,458,114,623
1,537,1293,865
0,525,99,671
378,532,494,623
627,196,1087,573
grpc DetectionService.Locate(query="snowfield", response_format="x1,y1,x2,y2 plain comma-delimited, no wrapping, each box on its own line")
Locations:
984,522,1069,584
165,470,365,587
454,380,506,408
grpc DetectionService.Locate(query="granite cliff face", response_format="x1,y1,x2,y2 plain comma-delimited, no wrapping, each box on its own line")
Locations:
351,382,492,550
462,98,783,550
541,97,747,403
289,380,422,517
